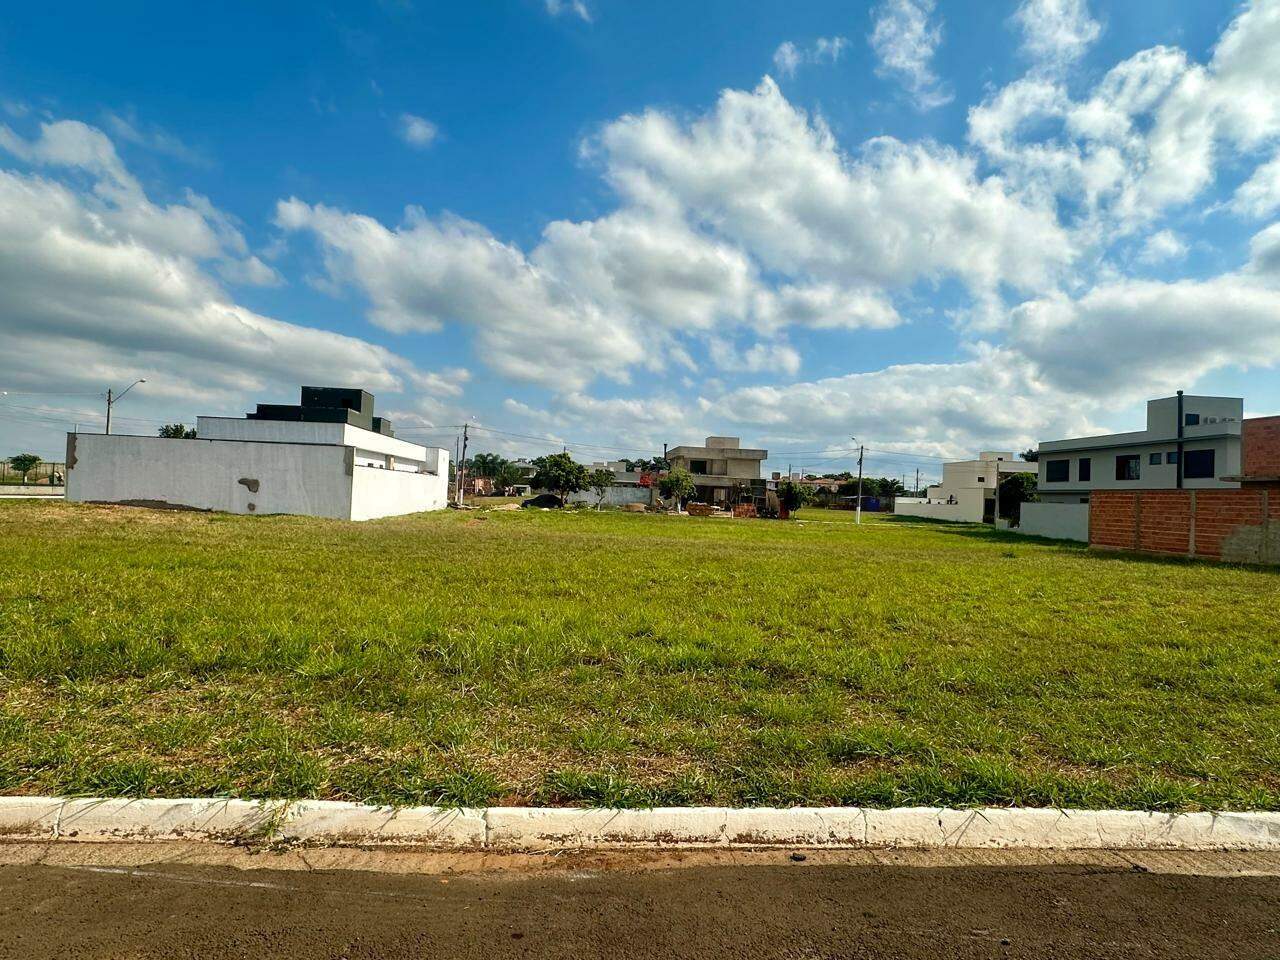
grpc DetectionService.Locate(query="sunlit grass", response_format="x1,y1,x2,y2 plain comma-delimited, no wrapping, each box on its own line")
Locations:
1,499,1277,810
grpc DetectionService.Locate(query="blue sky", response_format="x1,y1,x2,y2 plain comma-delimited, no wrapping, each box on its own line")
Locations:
2,0,1279,483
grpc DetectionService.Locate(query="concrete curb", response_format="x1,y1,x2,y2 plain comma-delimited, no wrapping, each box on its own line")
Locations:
2,798,1279,850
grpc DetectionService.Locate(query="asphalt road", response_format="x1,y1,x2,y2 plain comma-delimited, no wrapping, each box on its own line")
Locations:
3,847,1279,959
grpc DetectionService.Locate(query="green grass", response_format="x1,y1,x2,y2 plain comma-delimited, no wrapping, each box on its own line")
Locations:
1,499,1278,810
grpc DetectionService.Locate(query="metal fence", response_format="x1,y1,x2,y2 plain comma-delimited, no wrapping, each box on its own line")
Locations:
0,461,67,486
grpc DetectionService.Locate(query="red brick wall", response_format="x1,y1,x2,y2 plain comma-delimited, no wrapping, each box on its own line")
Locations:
1136,490,1192,555
1243,416,1280,477
1089,492,1139,549
1089,489,1277,564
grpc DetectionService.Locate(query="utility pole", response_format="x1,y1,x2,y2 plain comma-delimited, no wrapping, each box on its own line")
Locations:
458,423,470,505
915,468,920,497
454,434,461,503
853,440,865,525
104,379,146,435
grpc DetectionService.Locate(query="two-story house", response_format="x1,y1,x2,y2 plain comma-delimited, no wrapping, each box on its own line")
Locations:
895,451,1032,523
665,436,768,506
1036,393,1244,504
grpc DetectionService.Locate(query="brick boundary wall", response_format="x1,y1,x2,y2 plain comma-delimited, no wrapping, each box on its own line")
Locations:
1243,415,1280,477
1090,488,1280,565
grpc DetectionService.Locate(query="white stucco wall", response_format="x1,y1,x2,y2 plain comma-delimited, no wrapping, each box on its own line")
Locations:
349,463,450,520
564,485,654,507
1015,502,1089,542
893,489,986,523
67,434,355,518
196,417,443,471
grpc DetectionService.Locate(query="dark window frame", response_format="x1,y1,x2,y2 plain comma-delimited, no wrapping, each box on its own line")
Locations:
1149,452,1162,466
690,459,709,474
1078,457,1091,482
1045,459,1070,483
1183,448,1216,479
1115,454,1141,481
1184,413,1200,426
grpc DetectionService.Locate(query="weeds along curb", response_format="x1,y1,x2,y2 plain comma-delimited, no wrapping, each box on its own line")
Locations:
3,798,1280,850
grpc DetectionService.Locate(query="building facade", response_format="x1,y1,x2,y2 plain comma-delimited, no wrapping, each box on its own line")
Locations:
665,436,768,506
1036,394,1243,504
66,386,450,521
894,451,1031,523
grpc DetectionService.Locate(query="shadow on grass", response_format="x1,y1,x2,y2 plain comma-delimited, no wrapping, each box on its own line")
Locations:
884,514,1280,574
879,514,1088,550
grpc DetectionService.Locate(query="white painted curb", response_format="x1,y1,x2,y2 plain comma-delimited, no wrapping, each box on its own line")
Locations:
2,798,1278,850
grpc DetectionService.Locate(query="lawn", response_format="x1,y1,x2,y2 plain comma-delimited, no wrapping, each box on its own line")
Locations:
1,500,1278,811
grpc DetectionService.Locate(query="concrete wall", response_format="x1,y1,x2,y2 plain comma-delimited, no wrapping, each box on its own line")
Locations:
1016,502,1089,542
0,485,64,497
1090,488,1280,564
565,485,654,507
893,489,985,523
67,434,354,519
349,463,449,520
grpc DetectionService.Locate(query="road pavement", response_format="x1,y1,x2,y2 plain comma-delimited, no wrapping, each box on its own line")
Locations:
3,844,1278,959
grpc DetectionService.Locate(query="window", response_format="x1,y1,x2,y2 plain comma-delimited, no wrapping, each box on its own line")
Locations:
1183,449,1216,479
976,476,985,483
1078,457,1091,481
1045,459,1070,483
1167,451,1179,465
1149,452,1162,466
1184,413,1200,426
690,459,709,474
1115,454,1141,481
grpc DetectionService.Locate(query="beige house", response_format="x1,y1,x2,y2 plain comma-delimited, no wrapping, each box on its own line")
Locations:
666,436,768,506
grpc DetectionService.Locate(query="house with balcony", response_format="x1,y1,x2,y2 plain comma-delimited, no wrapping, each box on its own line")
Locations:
1036,393,1244,504
665,436,768,506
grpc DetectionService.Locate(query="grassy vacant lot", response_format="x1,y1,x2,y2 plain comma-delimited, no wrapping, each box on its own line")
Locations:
2,501,1278,810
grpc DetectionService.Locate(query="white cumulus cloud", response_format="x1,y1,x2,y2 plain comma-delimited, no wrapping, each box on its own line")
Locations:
868,0,952,110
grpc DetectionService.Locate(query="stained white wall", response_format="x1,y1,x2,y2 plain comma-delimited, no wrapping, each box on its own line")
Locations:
67,434,354,518
564,485,654,507
1015,502,1089,542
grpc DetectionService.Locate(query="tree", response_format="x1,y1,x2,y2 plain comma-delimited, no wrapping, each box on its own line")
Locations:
7,453,40,483
469,452,509,478
776,479,814,516
658,467,695,507
529,452,588,503
587,468,615,509
1021,448,1039,463
491,461,523,495
623,456,669,473
999,472,1039,523
158,423,196,439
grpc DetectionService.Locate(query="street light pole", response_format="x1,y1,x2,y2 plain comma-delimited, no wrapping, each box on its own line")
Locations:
105,379,146,435
852,438,865,525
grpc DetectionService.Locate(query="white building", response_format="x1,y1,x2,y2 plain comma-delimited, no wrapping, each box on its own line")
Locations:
562,460,655,508
894,451,1032,523
65,387,450,521
1036,394,1243,504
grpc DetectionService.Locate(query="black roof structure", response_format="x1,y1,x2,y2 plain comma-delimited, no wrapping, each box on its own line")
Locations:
246,386,394,436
